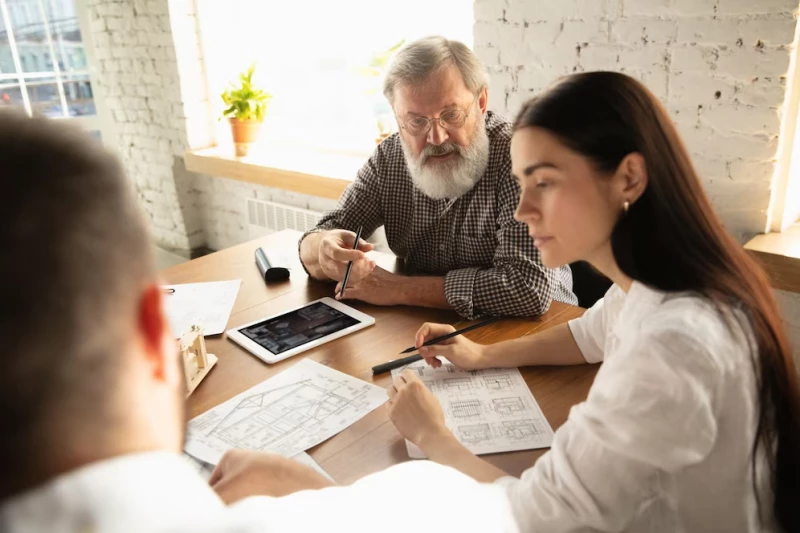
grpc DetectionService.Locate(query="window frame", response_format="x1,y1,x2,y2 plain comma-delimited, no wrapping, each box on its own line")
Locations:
0,0,115,146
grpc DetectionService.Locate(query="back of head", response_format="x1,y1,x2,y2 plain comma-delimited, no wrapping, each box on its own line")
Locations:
514,71,800,531
382,35,488,105
0,110,155,499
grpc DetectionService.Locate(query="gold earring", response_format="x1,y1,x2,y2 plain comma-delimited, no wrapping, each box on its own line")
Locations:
623,201,630,214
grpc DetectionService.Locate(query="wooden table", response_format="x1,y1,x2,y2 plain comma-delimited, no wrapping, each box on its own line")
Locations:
163,230,599,484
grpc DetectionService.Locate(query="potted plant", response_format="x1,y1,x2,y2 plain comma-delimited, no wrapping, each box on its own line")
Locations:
221,65,273,156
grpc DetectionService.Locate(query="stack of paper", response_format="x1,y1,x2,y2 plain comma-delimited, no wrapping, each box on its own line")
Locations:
163,280,241,338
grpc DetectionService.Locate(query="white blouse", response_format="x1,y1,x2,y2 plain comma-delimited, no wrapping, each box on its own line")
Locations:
496,281,775,532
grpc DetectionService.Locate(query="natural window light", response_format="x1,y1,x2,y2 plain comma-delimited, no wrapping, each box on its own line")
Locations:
197,0,474,156
0,0,107,137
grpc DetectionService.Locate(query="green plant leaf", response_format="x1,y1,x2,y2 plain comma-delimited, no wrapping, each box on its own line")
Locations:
220,63,271,120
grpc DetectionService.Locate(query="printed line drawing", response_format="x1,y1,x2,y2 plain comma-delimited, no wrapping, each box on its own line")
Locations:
492,397,526,416
391,360,554,457
185,359,388,464
483,373,514,392
502,420,542,440
450,398,482,419
209,379,369,450
458,423,492,444
443,377,472,392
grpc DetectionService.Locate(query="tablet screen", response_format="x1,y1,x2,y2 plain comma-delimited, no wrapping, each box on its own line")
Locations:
238,301,361,355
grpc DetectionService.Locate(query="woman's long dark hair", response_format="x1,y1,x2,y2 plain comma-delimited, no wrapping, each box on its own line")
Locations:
514,71,800,531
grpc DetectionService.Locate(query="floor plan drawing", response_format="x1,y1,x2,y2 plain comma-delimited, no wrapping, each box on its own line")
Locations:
458,424,493,444
483,373,514,392
393,359,554,457
450,398,482,419
185,359,387,464
502,420,542,440
443,377,473,392
492,397,526,416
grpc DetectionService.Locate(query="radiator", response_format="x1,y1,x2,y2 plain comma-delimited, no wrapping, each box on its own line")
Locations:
246,198,322,240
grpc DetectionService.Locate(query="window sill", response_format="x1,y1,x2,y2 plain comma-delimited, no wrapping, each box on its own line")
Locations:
745,223,800,293
184,144,368,200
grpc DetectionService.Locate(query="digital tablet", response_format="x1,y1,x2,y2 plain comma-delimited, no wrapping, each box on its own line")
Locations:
226,297,375,364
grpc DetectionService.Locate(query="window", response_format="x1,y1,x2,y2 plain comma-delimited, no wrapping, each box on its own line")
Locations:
197,0,473,155
0,0,110,141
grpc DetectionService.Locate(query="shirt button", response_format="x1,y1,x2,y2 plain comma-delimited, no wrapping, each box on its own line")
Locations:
439,244,445,251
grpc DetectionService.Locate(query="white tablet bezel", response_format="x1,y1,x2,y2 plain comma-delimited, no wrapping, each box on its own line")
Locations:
226,297,375,364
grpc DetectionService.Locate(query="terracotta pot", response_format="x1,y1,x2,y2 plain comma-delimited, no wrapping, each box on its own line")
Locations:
228,118,263,156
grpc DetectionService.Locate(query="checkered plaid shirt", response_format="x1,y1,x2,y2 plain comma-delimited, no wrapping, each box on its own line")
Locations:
305,111,576,318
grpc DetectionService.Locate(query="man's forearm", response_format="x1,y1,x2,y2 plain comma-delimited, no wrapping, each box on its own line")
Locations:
299,231,330,281
395,275,451,309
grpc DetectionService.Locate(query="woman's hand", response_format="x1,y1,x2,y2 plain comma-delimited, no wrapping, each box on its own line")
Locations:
387,369,454,450
415,322,488,371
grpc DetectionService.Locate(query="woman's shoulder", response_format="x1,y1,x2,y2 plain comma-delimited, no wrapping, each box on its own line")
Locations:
638,288,753,372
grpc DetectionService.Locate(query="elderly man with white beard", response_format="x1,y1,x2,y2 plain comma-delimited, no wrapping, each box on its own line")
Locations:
299,36,576,318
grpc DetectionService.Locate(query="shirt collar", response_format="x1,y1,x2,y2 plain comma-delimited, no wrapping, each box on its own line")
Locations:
0,451,223,533
611,280,667,340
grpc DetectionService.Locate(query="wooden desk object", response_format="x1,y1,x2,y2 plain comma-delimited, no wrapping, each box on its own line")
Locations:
180,325,218,397
163,230,597,483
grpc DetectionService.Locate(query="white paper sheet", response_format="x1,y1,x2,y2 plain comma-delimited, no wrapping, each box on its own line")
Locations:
163,280,241,338
392,359,554,458
184,359,388,464
182,451,333,482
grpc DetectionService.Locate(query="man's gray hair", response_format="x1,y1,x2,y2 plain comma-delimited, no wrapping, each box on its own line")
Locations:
383,36,489,105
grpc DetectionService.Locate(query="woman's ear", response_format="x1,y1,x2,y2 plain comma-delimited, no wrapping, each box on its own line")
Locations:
617,152,648,205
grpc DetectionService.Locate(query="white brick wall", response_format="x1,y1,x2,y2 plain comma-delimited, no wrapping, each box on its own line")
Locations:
194,176,338,251
475,0,798,239
87,0,212,254
87,0,798,253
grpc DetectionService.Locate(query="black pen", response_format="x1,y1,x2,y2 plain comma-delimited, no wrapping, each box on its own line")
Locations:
339,225,363,299
372,354,423,376
372,316,502,376
397,316,500,354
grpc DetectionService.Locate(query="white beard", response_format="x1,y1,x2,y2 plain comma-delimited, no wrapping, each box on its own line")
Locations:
401,117,490,200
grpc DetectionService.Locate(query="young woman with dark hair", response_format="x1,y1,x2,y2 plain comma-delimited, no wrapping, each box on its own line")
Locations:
387,71,800,532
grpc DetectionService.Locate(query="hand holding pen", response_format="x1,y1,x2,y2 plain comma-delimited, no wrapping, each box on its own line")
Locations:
338,226,364,299
317,228,374,287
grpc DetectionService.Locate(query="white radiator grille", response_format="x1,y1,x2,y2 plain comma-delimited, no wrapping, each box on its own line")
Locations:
246,198,322,239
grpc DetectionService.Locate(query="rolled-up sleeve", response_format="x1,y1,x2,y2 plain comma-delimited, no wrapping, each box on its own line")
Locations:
495,325,720,532
444,171,557,319
567,286,619,364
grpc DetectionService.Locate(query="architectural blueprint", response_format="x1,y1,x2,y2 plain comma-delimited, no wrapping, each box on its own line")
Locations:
393,359,553,457
184,359,387,464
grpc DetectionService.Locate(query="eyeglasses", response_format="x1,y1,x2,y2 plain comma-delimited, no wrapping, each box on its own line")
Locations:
398,96,477,137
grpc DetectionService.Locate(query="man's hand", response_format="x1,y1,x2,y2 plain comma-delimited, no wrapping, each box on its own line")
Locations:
387,369,454,451
209,449,335,504
319,229,376,282
335,266,405,306
301,229,376,282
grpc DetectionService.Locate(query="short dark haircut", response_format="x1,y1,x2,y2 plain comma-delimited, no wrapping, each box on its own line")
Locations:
0,110,155,496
